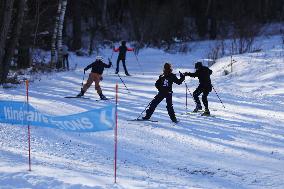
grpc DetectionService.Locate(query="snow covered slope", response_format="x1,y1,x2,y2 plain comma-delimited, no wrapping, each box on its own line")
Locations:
0,35,283,189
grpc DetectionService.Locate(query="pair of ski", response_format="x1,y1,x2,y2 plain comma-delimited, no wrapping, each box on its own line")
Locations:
127,118,158,122
64,96,114,101
186,111,215,117
128,110,215,122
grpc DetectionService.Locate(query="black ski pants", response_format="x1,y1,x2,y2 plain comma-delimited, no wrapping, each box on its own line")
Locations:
116,58,129,74
193,85,211,109
145,92,177,122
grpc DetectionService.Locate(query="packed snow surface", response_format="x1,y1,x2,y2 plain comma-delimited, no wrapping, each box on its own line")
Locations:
0,35,283,188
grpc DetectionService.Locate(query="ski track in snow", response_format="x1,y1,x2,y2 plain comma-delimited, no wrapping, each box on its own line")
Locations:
0,35,284,189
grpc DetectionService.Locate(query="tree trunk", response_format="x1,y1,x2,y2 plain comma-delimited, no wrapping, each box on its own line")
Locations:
206,0,212,16
17,37,31,69
51,0,62,66
101,0,108,28
0,0,14,84
208,0,217,39
264,0,270,21
18,19,33,69
0,0,5,26
71,0,81,50
57,0,68,69
1,0,26,83
195,0,208,38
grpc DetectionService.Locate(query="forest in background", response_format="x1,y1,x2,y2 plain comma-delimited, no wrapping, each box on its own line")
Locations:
0,0,283,84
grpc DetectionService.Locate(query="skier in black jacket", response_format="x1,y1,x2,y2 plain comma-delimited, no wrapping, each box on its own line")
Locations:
142,63,185,123
77,56,112,100
184,62,213,115
113,41,134,76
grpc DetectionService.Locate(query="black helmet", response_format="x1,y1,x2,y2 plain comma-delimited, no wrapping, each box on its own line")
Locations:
195,62,202,69
163,62,173,75
121,41,126,45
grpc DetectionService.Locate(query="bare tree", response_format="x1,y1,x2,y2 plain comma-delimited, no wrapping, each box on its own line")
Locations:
56,0,67,68
0,0,15,84
101,0,108,28
71,0,81,50
50,0,68,69
51,0,62,66
1,0,26,83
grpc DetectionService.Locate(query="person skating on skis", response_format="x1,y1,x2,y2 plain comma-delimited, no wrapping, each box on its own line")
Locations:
142,63,185,123
77,56,112,100
113,41,134,76
183,62,213,115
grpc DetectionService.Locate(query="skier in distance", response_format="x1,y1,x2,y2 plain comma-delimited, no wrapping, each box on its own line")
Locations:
77,56,112,100
113,40,134,76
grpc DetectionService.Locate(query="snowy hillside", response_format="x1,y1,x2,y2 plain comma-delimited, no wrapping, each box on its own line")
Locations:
0,35,283,189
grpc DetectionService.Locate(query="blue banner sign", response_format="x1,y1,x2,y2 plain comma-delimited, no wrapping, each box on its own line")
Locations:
0,101,115,132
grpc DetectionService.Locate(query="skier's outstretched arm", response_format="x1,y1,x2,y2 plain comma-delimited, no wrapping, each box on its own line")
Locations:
84,63,94,73
113,47,119,52
184,71,198,77
127,47,134,51
173,72,185,85
105,59,112,68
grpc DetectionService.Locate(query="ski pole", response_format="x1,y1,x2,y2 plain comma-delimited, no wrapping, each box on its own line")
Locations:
110,50,114,60
109,58,130,94
81,72,85,88
185,83,188,112
133,52,144,75
212,84,225,109
110,41,114,59
117,73,130,94
184,82,197,107
179,72,194,99
136,101,152,120
184,82,194,99
108,48,114,75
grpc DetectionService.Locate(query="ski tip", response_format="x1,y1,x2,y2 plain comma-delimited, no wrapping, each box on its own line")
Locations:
95,97,115,101
64,96,90,99
127,119,158,122
64,96,79,98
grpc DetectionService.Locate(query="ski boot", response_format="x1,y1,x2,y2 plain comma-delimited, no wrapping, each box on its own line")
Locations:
99,93,108,100
172,119,179,124
142,115,150,120
125,72,131,76
201,109,210,116
115,71,119,74
76,88,85,97
193,104,202,112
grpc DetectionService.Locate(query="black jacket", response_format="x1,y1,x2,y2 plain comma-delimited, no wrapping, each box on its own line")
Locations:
155,73,185,94
84,60,111,75
118,45,127,60
115,45,134,60
185,66,212,89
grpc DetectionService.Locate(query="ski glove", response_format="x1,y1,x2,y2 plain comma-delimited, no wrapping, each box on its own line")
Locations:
183,72,190,76
108,58,113,66
179,71,185,79
108,58,112,66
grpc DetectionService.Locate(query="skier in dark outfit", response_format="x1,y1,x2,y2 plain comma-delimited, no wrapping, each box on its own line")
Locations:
77,56,112,100
113,41,134,76
142,63,185,123
184,62,213,115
